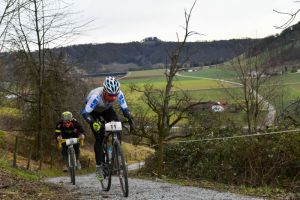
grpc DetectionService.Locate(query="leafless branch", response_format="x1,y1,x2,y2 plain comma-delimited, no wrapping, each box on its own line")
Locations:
273,7,300,29
0,85,36,103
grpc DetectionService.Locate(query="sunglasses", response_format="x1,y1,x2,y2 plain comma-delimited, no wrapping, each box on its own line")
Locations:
103,90,118,102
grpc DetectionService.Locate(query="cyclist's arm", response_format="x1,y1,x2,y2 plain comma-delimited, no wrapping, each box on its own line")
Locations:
118,91,131,118
82,94,100,124
55,121,63,140
74,120,85,141
118,91,135,128
74,120,85,135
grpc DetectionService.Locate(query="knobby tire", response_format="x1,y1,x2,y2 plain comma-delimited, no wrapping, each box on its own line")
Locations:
69,148,76,185
113,140,129,197
101,141,112,191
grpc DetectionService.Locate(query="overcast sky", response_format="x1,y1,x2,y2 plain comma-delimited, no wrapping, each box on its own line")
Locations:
69,0,299,44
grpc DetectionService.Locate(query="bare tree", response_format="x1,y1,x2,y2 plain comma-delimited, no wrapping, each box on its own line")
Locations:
273,1,300,29
129,1,201,178
278,98,300,127
0,0,19,51
4,0,89,168
0,0,17,81
223,52,280,133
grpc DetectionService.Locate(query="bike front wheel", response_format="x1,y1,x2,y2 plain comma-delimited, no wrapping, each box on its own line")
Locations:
101,143,112,191
68,148,76,185
112,140,128,197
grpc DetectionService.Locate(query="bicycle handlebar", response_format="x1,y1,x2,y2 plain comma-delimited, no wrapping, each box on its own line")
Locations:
121,118,136,132
57,137,84,149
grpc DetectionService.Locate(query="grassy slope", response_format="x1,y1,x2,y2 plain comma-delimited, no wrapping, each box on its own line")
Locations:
0,158,78,200
181,67,237,79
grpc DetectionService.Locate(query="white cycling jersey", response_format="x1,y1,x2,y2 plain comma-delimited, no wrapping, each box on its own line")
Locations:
82,87,128,115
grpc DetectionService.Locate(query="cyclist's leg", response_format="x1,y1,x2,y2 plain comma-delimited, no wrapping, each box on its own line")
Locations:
61,143,68,171
92,127,105,165
89,111,105,165
74,143,81,169
74,143,80,160
61,143,68,163
89,112,105,180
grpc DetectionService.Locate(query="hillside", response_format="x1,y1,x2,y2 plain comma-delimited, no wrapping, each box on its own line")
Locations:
59,38,258,74
246,21,300,68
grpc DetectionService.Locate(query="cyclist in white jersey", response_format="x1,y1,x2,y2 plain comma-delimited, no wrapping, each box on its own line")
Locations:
82,76,133,180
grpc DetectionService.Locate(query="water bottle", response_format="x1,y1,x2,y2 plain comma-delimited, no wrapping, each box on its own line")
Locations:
108,146,112,162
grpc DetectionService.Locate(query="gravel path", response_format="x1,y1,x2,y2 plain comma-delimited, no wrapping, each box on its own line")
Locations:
46,173,263,200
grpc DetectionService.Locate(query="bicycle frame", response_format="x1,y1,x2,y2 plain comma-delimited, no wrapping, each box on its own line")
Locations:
58,138,82,185
100,121,129,197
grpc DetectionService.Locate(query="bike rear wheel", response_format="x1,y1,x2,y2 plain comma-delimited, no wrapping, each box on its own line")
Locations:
68,148,76,185
112,140,128,197
101,142,112,191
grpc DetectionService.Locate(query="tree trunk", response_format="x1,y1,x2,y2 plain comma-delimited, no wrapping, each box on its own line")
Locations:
13,136,19,168
157,136,164,178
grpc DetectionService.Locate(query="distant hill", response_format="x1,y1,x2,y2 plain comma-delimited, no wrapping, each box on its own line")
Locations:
246,21,300,69
59,38,259,74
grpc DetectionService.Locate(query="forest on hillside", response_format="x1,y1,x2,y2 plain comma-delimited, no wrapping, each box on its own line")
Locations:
59,38,259,73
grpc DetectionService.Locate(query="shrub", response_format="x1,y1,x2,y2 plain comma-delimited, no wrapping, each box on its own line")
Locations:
144,130,300,191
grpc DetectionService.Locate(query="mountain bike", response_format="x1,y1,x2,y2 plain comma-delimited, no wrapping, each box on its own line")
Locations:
58,138,83,185
100,121,129,197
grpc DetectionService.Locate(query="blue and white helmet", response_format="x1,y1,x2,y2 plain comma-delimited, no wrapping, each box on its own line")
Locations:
103,76,120,95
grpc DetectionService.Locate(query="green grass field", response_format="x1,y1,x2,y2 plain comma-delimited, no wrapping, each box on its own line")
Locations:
181,67,237,80
127,69,165,78
121,67,239,92
120,68,244,116
186,87,242,102
271,73,300,84
121,77,235,91
180,68,300,101
121,67,300,113
285,84,300,100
